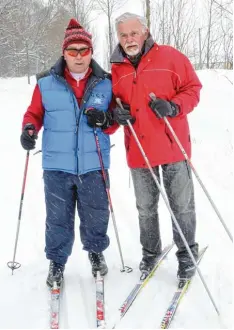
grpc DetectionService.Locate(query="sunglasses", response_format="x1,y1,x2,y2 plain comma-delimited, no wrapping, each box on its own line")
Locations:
65,47,92,57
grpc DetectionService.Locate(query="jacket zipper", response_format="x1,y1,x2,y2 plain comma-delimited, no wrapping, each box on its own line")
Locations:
165,125,173,144
79,78,102,124
52,72,80,174
52,71,104,175
76,78,103,176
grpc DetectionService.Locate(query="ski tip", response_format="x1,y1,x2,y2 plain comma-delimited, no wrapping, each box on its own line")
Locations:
199,245,209,258
97,320,106,329
164,242,175,253
203,245,209,252
140,272,149,281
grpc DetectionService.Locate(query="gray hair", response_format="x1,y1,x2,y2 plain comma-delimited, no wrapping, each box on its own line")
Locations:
115,12,148,32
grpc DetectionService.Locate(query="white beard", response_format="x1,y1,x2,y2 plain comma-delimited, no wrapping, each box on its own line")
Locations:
124,45,140,56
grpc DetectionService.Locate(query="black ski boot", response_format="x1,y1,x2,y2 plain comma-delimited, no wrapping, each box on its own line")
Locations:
88,252,108,277
176,244,199,280
177,260,196,280
46,261,65,288
139,250,161,277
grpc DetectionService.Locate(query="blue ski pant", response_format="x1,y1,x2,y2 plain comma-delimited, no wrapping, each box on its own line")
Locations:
43,170,110,265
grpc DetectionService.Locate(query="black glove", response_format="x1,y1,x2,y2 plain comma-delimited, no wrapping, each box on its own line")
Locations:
20,123,38,150
113,103,135,126
85,108,113,129
149,98,179,118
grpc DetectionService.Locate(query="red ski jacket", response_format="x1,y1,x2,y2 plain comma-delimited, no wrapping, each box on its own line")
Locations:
109,38,202,168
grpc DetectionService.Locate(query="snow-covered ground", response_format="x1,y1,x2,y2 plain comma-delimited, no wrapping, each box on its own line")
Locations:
0,70,233,329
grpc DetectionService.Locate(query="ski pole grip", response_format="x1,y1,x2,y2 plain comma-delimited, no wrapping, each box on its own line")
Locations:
149,92,157,101
84,107,95,115
116,98,124,109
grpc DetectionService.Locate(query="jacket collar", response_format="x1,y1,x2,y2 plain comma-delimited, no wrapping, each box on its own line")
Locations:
50,56,109,80
110,34,155,63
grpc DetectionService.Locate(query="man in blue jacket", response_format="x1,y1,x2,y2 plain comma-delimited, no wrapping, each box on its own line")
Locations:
20,18,114,287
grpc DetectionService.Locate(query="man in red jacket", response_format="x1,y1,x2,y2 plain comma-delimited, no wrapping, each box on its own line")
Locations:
110,12,202,280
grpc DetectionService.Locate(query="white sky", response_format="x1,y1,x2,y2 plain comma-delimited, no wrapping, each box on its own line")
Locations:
93,0,207,66
93,0,144,65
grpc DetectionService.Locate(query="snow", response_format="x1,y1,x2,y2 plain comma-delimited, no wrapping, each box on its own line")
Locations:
0,70,233,329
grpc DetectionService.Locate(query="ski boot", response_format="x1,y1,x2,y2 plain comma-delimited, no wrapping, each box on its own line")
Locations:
88,252,108,277
177,244,199,280
139,250,161,280
46,261,65,288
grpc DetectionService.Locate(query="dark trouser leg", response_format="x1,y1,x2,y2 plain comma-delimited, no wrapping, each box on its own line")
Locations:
162,161,199,266
44,170,76,265
76,170,110,253
131,167,162,256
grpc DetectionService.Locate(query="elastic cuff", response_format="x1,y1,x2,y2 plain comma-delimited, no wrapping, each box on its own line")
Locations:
102,111,114,129
170,102,180,117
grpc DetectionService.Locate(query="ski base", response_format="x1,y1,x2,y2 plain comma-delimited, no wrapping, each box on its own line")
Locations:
160,246,208,329
50,282,61,329
96,271,106,329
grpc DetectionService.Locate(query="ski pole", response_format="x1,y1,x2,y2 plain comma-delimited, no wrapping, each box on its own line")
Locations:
93,128,132,273
7,150,30,274
116,98,219,315
149,92,232,243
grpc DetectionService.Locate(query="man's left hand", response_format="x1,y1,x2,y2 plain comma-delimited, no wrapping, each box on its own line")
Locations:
149,98,179,118
85,108,113,129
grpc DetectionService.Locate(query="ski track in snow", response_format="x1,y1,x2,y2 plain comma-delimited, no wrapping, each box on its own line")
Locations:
0,70,233,329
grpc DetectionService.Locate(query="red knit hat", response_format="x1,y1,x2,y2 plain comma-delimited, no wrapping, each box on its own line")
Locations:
62,18,92,52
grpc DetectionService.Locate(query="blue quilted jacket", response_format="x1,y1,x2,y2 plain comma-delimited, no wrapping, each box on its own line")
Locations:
37,57,112,175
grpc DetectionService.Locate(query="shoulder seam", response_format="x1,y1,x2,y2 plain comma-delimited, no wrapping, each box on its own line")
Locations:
36,70,50,82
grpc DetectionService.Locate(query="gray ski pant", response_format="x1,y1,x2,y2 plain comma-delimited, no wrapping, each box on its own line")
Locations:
131,160,198,261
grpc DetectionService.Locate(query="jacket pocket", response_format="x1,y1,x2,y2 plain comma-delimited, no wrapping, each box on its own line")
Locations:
124,127,131,152
165,125,173,145
184,160,192,179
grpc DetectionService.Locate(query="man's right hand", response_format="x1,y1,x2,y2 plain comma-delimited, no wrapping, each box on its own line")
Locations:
113,103,135,126
20,123,38,150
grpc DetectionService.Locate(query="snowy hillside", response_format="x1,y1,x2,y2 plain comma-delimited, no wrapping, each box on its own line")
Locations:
0,70,233,329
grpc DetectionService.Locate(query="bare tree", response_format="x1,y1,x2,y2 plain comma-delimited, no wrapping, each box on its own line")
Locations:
199,0,232,69
0,0,232,77
150,0,197,57
94,0,127,68
147,0,232,70
141,0,152,30
61,0,97,28
213,0,232,16
11,0,65,82
0,0,13,15
62,0,99,55
214,0,233,68
206,0,214,68
102,20,117,70
0,0,70,79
